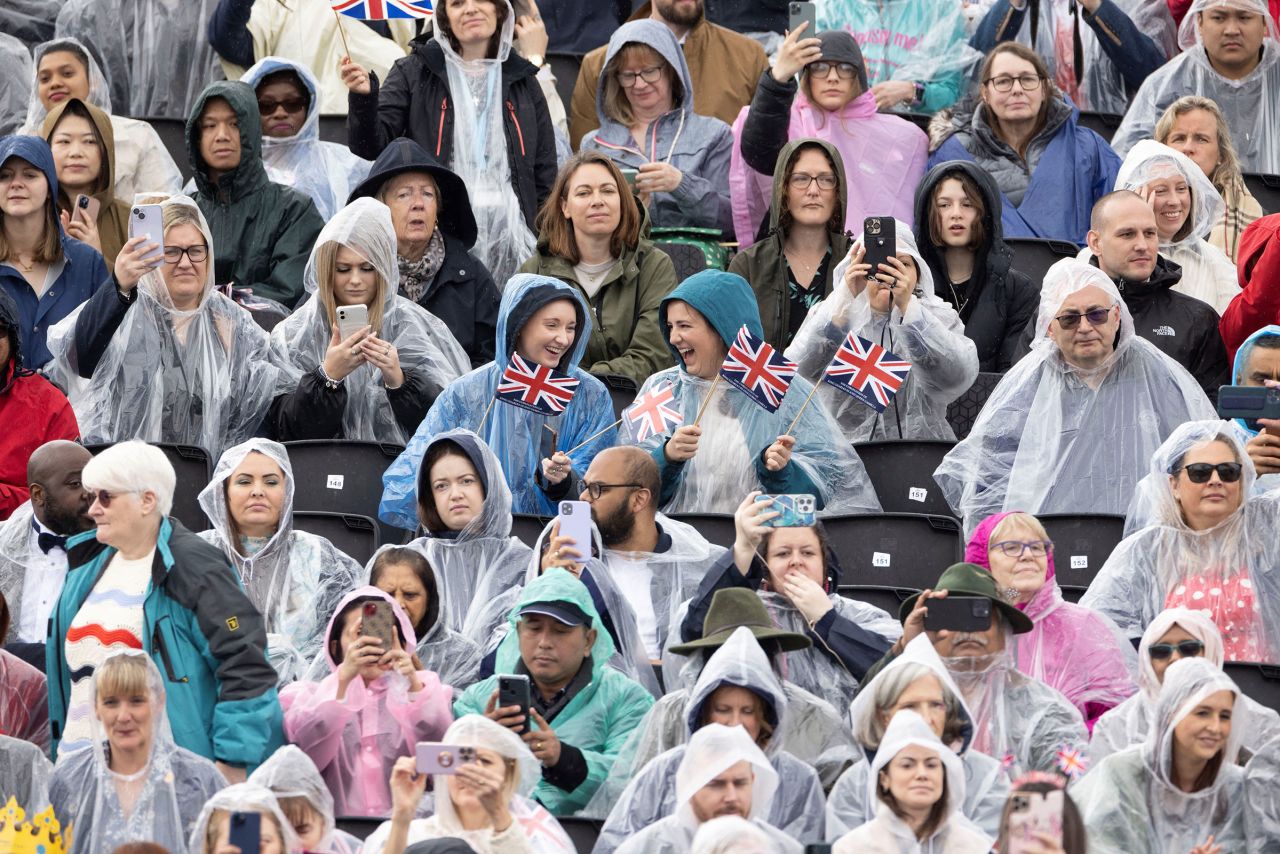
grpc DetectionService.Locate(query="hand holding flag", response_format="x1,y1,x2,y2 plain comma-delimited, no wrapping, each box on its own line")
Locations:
821,332,910,413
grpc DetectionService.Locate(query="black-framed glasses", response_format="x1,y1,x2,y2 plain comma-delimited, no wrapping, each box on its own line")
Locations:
788,172,838,191
581,481,642,500
1148,639,1205,660
162,245,208,265
1177,462,1243,484
257,96,307,115
990,539,1053,558
984,74,1043,92
617,65,663,88
808,61,858,80
1053,306,1114,330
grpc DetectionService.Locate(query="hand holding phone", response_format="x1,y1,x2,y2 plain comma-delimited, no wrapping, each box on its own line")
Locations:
555,500,593,559
1006,789,1064,854
756,494,817,527
416,742,477,775
361,600,397,653
497,674,532,735
74,194,101,224
129,204,165,263
922,595,992,633
227,811,261,853
862,216,898,280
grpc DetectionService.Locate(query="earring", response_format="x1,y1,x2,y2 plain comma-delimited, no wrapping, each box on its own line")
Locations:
1000,586,1019,603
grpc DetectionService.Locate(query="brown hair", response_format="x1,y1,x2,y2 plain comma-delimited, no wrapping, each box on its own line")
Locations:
1154,95,1248,203
600,43,685,127
0,155,63,265
928,169,988,252
416,439,483,533
996,783,1087,854
535,151,642,265
435,0,509,59
698,684,778,750
276,795,319,834
778,141,844,235
878,764,949,842
978,43,1058,159
46,100,110,196
314,241,387,336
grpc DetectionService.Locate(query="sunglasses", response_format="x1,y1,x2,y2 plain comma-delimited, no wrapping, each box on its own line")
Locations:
91,489,119,508
1053,306,1114,330
257,97,307,115
1148,640,1205,660
1177,462,1243,484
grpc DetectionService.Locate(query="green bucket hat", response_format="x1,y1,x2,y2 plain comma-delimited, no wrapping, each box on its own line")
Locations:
899,563,1035,634
667,588,812,655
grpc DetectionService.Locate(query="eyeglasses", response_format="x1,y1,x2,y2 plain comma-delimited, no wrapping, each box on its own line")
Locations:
617,65,664,88
1053,306,1114,330
990,539,1053,558
162,245,208,265
788,172,839,191
808,61,859,80
1148,639,1205,660
257,97,307,115
581,481,642,500
1177,462,1243,484
984,74,1044,93
91,489,119,508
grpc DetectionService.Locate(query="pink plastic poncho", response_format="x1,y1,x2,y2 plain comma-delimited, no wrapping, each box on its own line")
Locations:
280,586,454,817
728,88,927,247
0,649,49,753
966,512,1138,732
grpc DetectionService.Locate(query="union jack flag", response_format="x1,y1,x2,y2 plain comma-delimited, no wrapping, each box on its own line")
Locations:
496,354,579,416
1055,746,1088,779
331,0,432,19
719,325,797,414
821,333,910,413
624,381,683,442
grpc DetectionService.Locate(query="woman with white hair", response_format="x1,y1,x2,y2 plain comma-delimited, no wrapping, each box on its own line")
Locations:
45,440,283,780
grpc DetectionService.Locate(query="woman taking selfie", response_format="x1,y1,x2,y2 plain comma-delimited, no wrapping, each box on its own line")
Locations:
41,97,129,266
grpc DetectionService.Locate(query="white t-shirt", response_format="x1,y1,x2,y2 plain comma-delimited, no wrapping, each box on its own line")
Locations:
606,552,658,659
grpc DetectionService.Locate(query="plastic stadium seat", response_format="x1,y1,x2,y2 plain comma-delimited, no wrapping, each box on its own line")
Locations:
1037,513,1126,602
901,112,932,134
85,442,210,532
670,513,736,550
334,816,382,839
839,584,920,620
1224,661,1280,713
654,240,708,282
511,513,550,548
140,117,192,183
1244,172,1280,216
558,817,603,853
946,371,1003,440
548,54,582,120
854,439,958,517
317,114,347,145
282,440,409,545
1006,237,1082,287
1076,111,1123,143
592,372,638,421
824,513,963,590
292,511,380,565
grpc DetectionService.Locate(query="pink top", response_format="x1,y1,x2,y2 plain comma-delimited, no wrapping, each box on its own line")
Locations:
1165,571,1266,662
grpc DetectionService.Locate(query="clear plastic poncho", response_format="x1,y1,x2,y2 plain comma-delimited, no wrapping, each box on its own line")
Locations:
271,197,471,444
592,628,827,851
47,650,227,854
0,34,33,138
1115,140,1240,315
1081,420,1280,661
197,439,363,685
45,195,301,462
0,648,49,754
0,734,52,816
1245,733,1280,852
827,635,1012,839
1072,657,1248,853
186,782,299,854
934,259,1216,535
240,57,372,221
434,0,536,287
248,745,363,854
785,221,979,442
0,502,39,644
1112,0,1280,173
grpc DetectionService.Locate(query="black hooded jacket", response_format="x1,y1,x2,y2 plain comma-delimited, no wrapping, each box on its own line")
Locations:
913,160,1039,372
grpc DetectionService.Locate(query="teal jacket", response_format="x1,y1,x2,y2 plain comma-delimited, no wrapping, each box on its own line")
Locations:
46,517,284,767
453,569,653,815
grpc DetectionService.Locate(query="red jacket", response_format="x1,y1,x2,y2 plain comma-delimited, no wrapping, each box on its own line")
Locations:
1220,214,1280,364
1168,0,1280,29
0,363,79,520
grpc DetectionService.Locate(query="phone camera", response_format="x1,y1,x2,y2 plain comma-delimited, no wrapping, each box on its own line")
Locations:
561,502,574,515
78,197,89,208
1011,795,1030,811
973,599,991,617
866,219,881,235
132,208,145,219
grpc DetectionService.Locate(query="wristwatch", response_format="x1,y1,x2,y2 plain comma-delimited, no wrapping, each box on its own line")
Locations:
912,81,926,106
526,53,544,69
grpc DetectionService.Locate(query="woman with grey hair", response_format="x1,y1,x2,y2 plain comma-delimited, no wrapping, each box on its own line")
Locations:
44,440,284,783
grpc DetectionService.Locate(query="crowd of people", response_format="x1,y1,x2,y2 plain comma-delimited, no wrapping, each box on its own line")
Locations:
2,0,1280,852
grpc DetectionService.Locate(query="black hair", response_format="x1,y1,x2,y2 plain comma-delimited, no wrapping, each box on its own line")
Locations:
369,548,440,641
327,594,410,663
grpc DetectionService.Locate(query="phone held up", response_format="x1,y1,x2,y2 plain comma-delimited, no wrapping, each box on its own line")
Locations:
862,216,898,282
498,674,532,736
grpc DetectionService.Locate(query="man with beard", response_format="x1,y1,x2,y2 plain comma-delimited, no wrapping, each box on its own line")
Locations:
567,0,770,148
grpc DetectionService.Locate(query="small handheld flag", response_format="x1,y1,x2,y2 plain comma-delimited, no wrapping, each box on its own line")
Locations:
821,333,910,413
496,354,579,416
624,382,683,442
719,326,797,414
331,0,433,20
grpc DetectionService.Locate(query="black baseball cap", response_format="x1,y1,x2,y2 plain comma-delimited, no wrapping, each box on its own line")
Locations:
517,599,593,628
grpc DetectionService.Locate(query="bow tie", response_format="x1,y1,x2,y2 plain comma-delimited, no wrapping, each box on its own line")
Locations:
37,532,67,554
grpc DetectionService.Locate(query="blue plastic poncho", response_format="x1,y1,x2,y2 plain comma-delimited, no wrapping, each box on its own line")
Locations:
1229,324,1280,494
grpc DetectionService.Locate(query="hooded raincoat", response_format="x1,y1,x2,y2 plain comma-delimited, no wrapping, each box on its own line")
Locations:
186,782,300,854
380,274,619,521
44,195,299,461
452,570,655,815
934,259,1216,534
1112,0,1280,173
912,160,1040,372
623,269,881,515
0,733,51,817
186,80,324,309
0,34,32,138
1081,421,1280,661
270,197,470,443
594,628,827,852
197,439,364,684
240,57,372,220
1226,324,1280,494
581,20,733,232
280,586,454,817
1219,216,1280,362
1245,733,1280,851
248,745,364,854
1072,657,1247,852
786,221,979,441
0,648,49,753
47,651,227,854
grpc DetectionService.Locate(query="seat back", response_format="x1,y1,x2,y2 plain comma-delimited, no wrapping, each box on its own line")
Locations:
838,584,920,621
85,442,211,532
946,371,1003,440
140,116,192,182
824,513,963,589
317,114,347,145
1036,513,1126,602
558,817,603,853
854,439,957,517
511,513,550,548
654,240,709,282
1076,111,1124,143
668,513,736,549
281,440,409,545
334,816,383,840
1006,237,1081,287
292,511,380,565
1224,661,1280,712
1244,172,1280,215
592,372,638,420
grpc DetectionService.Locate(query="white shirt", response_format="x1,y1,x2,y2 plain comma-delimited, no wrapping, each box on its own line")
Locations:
605,552,659,659
18,517,70,643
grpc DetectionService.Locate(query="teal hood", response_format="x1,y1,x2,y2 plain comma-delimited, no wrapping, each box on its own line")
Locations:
1232,324,1280,436
494,568,617,674
658,270,764,368
496,273,593,373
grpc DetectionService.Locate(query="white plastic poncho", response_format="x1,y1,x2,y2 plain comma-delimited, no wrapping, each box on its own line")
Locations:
614,722,801,854
0,34,33,138
240,57,372,220
689,815,777,854
785,221,978,442
1245,734,1280,852
0,733,52,816
186,782,300,854
247,745,364,854
270,197,470,444
0,503,46,646
833,709,993,854
934,259,1216,534
1115,140,1240,315
196,438,363,684
593,628,828,852
1081,420,1280,661
434,0,536,287
1112,0,1280,172
1072,657,1248,853
1089,607,1280,763
47,650,227,854
45,195,301,461
827,635,1012,839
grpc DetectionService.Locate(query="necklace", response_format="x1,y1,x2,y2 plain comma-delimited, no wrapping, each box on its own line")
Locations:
945,278,969,314
11,254,36,273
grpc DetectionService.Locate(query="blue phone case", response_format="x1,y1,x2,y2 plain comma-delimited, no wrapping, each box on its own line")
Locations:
228,811,261,852
758,494,817,527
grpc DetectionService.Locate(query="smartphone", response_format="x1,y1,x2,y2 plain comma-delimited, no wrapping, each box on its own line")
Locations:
1006,789,1064,854
1217,384,1280,431
227,811,261,853
556,500,593,556
74,193,100,223
498,674,532,735
129,204,165,262
922,595,993,633
862,216,898,283
619,167,638,189
756,494,817,527
789,1,817,35
540,424,559,463
361,599,397,652
336,303,369,341
416,742,477,775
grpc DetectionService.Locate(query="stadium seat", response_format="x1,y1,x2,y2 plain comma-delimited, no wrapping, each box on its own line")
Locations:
839,584,920,620
1224,661,1280,713
1037,513,1126,602
670,512,736,550
1244,172,1280,216
854,439,958,517
334,816,382,840
592,372,638,421
946,371,1003,440
292,511,380,565
558,817,603,854
824,513,963,589
1076,111,1123,143
282,440,410,546
654,240,708,282
901,112,932,134
142,116,193,183
549,54,582,121
511,513,550,548
1006,237,1082,287
85,442,210,532
317,114,347,145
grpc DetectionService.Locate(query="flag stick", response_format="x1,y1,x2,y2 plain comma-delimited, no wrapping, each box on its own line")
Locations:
334,10,352,60
783,381,821,437
476,396,497,434
564,418,623,456
692,375,721,428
